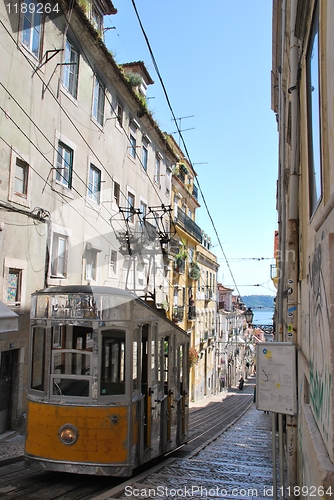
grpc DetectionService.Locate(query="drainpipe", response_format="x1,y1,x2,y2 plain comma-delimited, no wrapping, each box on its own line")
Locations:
285,0,299,489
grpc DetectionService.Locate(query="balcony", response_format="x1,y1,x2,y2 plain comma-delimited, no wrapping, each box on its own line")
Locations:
172,306,184,323
174,258,185,274
176,208,202,242
188,305,197,320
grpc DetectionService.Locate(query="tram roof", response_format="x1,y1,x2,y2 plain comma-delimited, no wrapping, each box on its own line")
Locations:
33,285,137,298
32,286,189,336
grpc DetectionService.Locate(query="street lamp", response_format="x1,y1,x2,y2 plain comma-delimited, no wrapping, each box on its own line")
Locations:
245,307,254,326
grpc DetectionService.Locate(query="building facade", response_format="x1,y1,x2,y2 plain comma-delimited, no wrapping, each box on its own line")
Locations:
272,0,334,493
0,0,179,431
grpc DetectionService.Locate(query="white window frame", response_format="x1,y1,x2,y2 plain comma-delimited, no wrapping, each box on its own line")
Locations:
142,137,149,171
127,191,135,223
51,232,69,278
62,38,79,99
92,75,105,126
56,141,73,189
129,120,139,159
88,163,101,204
109,248,118,276
4,257,27,309
8,148,31,208
116,100,124,128
155,154,161,185
21,0,43,59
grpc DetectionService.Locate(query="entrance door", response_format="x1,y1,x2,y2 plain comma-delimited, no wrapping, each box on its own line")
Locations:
0,351,14,433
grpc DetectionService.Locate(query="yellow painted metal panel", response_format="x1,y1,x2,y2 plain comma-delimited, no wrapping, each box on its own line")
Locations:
25,401,129,464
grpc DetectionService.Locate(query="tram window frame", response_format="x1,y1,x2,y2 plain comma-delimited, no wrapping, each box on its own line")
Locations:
100,329,126,397
50,325,93,399
30,326,46,392
133,327,140,393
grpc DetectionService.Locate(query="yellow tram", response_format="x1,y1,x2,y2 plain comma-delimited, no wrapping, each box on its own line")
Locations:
25,286,189,476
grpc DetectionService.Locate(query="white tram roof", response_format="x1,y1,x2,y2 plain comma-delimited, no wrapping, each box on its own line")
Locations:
32,286,189,338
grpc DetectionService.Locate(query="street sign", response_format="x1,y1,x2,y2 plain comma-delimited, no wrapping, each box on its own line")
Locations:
256,342,296,415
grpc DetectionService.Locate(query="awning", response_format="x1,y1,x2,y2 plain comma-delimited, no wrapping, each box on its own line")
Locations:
0,301,19,333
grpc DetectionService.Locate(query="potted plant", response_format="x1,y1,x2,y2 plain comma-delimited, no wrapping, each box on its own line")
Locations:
189,261,201,280
189,346,199,368
174,239,188,272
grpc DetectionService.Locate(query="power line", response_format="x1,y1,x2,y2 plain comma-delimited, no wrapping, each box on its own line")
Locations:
130,0,243,300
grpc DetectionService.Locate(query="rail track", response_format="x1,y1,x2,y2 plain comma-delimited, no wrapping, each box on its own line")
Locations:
0,389,254,499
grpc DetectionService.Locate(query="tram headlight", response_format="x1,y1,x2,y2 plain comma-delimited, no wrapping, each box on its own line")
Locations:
58,424,78,445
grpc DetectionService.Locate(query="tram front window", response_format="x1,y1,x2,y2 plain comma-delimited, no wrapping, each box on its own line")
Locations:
51,325,92,398
100,330,125,395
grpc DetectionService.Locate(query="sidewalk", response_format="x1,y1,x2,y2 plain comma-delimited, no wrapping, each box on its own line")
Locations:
0,430,25,466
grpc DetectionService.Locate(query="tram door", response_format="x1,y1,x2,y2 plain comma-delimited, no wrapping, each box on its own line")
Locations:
176,343,188,445
140,324,162,459
0,350,15,433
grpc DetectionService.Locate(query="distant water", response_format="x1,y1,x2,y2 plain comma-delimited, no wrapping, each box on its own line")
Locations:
252,309,274,325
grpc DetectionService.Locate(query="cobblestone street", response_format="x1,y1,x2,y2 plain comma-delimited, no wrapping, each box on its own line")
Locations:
102,399,277,500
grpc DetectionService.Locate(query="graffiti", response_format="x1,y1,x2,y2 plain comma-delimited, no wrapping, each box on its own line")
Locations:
309,243,332,446
310,361,331,443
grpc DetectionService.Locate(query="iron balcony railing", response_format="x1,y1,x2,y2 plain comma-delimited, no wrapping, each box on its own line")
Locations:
176,208,202,242
188,305,196,320
172,306,184,322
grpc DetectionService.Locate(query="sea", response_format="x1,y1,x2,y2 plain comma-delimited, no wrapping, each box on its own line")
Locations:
252,309,274,325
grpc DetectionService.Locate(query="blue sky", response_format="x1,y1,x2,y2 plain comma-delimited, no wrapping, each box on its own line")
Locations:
104,0,278,298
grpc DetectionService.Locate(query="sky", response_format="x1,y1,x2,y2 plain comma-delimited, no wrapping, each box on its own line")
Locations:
104,0,278,299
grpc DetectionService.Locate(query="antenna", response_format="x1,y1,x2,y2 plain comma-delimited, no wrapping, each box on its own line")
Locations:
172,115,195,145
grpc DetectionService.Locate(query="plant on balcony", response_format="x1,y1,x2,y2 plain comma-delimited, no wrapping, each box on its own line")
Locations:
174,239,188,270
189,261,201,280
189,346,199,368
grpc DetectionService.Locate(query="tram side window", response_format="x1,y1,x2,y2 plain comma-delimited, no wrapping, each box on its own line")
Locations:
100,330,126,395
31,327,45,391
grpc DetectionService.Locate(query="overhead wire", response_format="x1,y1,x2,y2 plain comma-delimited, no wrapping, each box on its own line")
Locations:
130,0,247,299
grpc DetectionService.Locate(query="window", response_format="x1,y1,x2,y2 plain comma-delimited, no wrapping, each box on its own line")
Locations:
140,200,147,219
116,101,123,127
88,164,101,204
51,326,92,398
127,191,135,222
100,330,126,396
63,39,79,98
92,75,105,125
21,0,42,58
14,158,28,196
56,142,73,188
85,244,100,281
166,167,171,196
91,4,103,33
31,327,45,392
142,138,148,171
51,233,68,277
129,122,137,158
307,4,322,215
113,181,120,206
155,155,161,184
109,249,117,274
7,269,22,305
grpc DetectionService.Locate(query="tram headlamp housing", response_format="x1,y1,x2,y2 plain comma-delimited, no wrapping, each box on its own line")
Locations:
58,424,78,445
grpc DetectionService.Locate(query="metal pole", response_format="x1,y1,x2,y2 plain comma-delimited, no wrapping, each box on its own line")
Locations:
272,412,278,500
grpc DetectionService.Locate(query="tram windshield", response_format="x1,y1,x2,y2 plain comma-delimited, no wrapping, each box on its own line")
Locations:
50,325,93,398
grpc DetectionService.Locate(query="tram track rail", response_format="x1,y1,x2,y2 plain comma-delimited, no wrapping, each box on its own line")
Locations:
0,390,254,499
